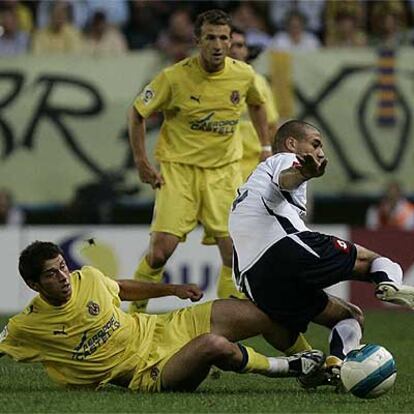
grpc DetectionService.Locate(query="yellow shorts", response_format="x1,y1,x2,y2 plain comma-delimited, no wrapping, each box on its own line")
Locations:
151,162,242,245
129,301,213,393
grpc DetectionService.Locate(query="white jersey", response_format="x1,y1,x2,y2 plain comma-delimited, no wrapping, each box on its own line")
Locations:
229,152,311,274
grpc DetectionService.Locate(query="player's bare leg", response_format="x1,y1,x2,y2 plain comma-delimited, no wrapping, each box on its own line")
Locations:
161,333,325,392
129,232,180,313
298,295,364,390
216,236,245,299
352,245,414,308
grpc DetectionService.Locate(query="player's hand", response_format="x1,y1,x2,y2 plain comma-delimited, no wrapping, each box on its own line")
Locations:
137,160,165,189
173,284,203,302
260,149,272,161
296,153,328,179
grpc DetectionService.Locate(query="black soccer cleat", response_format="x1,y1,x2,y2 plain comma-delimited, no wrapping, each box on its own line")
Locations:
286,349,326,377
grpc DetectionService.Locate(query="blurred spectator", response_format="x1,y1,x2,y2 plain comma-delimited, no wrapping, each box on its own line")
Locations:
31,1,84,54
368,1,411,48
0,0,33,34
36,0,129,30
325,11,367,47
269,11,321,51
123,0,167,50
0,7,29,55
84,10,127,56
156,8,194,61
324,0,367,46
269,0,325,36
231,2,272,49
0,189,25,226
366,181,414,230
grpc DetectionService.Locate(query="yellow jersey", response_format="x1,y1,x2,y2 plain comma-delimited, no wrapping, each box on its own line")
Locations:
134,56,266,168
0,266,153,388
239,73,279,162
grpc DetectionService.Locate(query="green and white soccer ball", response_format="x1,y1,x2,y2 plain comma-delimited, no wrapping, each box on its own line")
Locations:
340,344,397,399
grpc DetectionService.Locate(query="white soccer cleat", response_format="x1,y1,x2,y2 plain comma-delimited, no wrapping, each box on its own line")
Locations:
375,282,414,309
286,349,325,377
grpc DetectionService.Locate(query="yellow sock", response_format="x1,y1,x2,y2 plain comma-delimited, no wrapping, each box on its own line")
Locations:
284,334,312,356
241,345,270,375
217,265,245,299
128,256,164,314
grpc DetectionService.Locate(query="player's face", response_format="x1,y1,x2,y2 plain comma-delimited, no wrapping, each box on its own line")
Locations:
197,23,231,72
296,129,325,161
229,32,249,62
36,254,72,305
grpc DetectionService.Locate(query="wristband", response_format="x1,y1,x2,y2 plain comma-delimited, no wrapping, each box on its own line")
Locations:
261,145,272,152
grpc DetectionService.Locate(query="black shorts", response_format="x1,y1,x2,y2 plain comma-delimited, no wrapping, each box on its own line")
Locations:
242,231,357,333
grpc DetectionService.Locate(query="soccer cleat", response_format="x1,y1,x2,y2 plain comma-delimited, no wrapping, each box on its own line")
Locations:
375,282,414,309
286,349,325,377
297,355,342,391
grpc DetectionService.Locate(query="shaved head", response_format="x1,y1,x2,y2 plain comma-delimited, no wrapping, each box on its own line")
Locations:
274,120,320,152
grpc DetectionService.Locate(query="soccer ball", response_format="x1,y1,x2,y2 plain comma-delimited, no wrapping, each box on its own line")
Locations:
340,344,396,399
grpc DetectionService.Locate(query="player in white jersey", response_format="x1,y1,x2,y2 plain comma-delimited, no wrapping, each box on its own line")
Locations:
229,120,414,388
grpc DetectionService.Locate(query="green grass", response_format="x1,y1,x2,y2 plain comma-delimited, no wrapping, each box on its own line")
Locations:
1,311,413,413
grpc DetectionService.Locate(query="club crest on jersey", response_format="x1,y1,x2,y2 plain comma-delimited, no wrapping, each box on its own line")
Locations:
87,301,100,316
333,238,350,253
141,85,154,105
230,90,240,105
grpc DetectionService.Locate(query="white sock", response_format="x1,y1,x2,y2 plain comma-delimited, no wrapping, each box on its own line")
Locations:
267,357,289,376
329,318,362,359
370,257,403,286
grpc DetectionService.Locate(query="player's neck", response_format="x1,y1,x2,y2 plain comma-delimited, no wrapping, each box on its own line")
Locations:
40,293,71,307
198,55,225,73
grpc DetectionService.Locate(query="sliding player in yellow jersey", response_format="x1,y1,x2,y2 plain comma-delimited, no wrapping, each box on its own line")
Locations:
229,26,280,182
0,241,325,392
127,9,272,309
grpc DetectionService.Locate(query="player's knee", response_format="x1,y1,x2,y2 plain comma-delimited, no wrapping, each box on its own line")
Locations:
147,248,170,268
200,334,234,361
355,246,379,274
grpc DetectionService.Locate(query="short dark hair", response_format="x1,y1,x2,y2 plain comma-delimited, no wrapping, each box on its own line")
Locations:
194,9,232,38
274,120,319,151
19,241,63,284
231,25,245,37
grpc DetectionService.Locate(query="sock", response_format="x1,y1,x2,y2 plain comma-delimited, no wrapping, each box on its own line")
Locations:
128,256,164,314
238,345,289,377
370,257,402,286
329,318,362,360
217,265,245,299
284,334,312,356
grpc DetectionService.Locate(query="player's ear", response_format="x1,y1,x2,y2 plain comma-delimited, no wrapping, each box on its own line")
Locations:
285,136,297,153
195,35,201,47
26,280,40,292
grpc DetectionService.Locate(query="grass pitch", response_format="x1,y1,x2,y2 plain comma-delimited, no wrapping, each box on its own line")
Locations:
1,310,413,413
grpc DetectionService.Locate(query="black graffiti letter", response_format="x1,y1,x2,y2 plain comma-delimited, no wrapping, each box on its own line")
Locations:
0,71,24,158
22,75,105,175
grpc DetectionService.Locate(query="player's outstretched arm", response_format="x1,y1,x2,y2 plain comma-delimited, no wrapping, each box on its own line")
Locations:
128,107,164,189
117,280,203,302
279,154,327,190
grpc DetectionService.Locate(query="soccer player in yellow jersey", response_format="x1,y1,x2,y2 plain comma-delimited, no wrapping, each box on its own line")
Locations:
0,241,325,392
127,9,272,309
229,27,280,182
